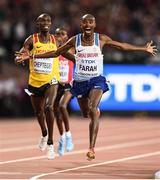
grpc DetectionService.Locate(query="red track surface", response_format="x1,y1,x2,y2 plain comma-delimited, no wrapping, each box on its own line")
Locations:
0,116,160,179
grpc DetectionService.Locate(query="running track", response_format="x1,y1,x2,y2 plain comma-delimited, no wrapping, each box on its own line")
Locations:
0,116,160,179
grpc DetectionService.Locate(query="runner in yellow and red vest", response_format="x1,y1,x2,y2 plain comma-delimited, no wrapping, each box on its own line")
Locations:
14,14,74,160
29,32,60,87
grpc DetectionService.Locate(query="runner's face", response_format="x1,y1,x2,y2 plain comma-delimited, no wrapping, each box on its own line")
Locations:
80,17,96,36
37,15,52,33
56,30,68,43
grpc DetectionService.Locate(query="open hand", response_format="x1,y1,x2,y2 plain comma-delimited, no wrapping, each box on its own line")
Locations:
146,40,158,56
14,51,30,64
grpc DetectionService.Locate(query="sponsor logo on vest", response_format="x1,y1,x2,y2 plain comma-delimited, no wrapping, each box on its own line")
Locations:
77,53,98,58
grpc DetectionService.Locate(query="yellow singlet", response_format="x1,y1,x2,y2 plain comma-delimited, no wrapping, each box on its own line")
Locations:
29,33,60,87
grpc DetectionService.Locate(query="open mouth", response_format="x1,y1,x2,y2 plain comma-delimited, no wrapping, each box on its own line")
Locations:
44,25,50,30
85,28,91,34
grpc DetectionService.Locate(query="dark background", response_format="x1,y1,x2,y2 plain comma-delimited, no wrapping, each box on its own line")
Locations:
0,0,160,117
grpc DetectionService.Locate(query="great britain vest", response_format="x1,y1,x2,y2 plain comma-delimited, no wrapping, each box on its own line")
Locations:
74,33,103,81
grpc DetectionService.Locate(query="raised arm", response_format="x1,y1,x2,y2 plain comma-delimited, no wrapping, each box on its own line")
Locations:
100,34,157,56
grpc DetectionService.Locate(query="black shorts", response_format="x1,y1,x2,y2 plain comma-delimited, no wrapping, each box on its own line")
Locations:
28,83,51,97
56,83,71,102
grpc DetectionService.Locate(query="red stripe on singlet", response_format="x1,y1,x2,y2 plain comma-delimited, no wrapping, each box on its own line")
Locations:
68,60,74,82
59,56,74,83
50,35,56,44
33,33,39,43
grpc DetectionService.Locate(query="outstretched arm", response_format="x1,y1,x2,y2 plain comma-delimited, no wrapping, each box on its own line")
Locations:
15,36,33,64
100,34,157,56
35,37,75,58
62,52,75,63
16,36,76,62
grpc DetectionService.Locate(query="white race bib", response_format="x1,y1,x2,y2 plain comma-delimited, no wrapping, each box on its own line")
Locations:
33,58,53,74
50,77,58,85
59,61,69,82
75,54,103,78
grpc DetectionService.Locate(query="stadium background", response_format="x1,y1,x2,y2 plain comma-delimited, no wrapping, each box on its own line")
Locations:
0,0,160,117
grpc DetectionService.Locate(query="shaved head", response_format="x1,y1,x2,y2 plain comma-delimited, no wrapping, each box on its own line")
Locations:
81,14,95,21
36,13,51,22
80,14,96,35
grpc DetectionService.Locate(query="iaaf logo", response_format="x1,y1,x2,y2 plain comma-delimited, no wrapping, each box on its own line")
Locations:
102,73,160,102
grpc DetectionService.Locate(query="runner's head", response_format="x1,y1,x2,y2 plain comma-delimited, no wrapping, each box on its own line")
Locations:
80,14,96,36
55,27,68,44
36,13,52,33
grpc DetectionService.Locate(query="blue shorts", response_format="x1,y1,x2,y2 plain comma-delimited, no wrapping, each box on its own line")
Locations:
70,75,109,98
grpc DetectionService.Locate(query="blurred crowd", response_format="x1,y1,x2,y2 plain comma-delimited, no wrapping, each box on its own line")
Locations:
0,0,160,117
0,0,160,64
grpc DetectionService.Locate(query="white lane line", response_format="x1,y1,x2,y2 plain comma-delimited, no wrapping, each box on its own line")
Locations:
30,151,160,180
0,145,36,152
0,138,36,145
0,137,96,152
0,136,160,153
0,136,117,152
0,155,46,164
0,172,23,175
0,138,159,165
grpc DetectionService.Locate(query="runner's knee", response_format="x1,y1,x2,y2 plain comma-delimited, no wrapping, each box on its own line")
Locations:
44,104,53,113
90,106,97,115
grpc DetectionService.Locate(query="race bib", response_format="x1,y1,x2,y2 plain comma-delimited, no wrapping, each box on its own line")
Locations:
75,54,103,78
33,58,53,74
50,77,58,85
59,61,69,82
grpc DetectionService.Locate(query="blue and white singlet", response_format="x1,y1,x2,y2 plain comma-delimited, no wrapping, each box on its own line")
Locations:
74,33,103,81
